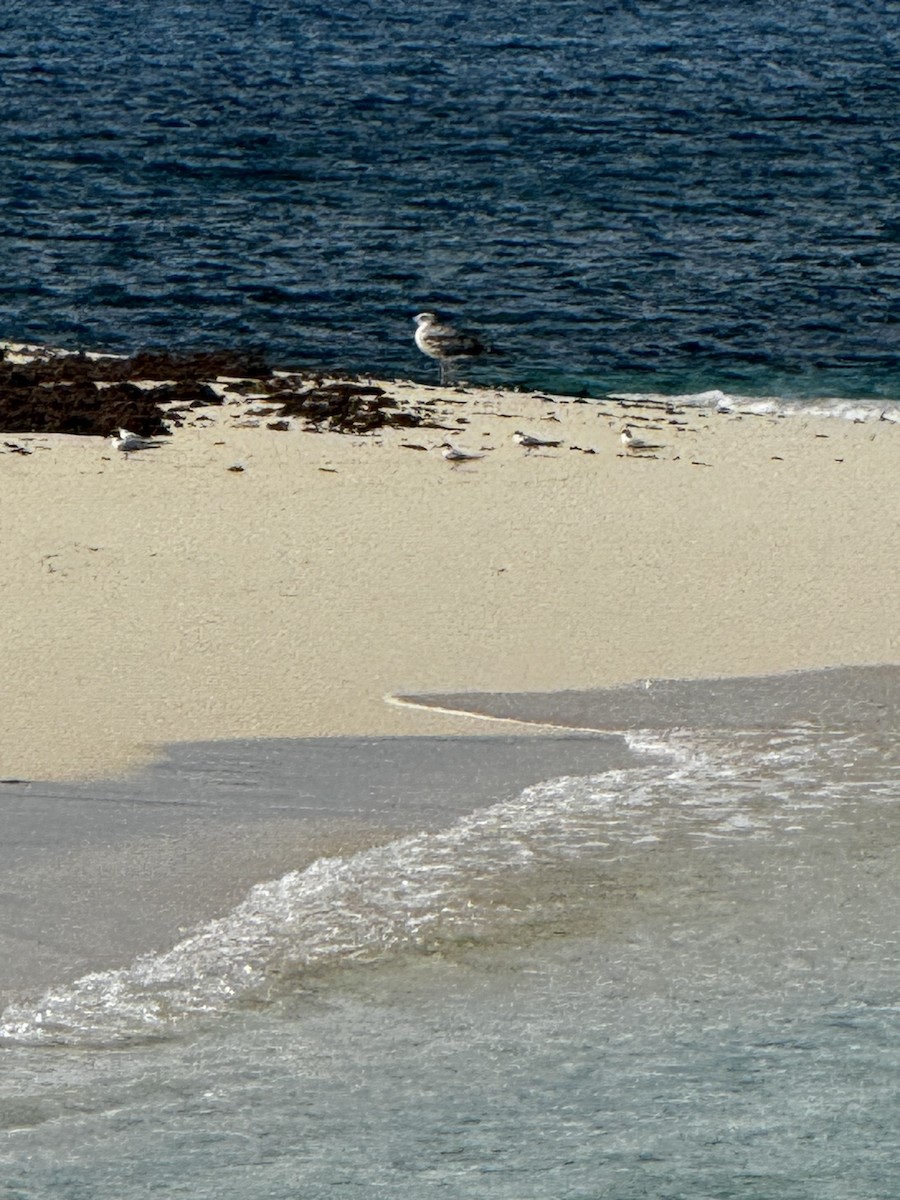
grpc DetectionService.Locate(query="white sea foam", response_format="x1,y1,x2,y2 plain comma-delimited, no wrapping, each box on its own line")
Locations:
1,722,894,1046
0,340,125,364
607,388,898,423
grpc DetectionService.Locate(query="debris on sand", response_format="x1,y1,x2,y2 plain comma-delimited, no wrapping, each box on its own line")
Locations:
0,345,426,439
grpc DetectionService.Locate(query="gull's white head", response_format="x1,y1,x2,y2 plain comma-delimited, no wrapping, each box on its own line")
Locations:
414,312,437,327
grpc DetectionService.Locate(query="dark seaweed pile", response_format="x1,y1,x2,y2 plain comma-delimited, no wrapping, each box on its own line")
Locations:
0,350,257,437
0,348,430,437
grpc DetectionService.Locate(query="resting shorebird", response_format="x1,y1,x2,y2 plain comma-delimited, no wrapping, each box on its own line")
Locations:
439,442,486,464
111,428,163,454
414,311,486,384
621,426,665,453
512,430,563,449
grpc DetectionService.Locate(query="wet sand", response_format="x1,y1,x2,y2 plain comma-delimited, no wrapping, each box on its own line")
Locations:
3,663,897,1009
0,731,642,1006
397,664,900,733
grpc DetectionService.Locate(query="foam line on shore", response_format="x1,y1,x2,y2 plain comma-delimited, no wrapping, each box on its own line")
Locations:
384,692,607,736
608,388,900,422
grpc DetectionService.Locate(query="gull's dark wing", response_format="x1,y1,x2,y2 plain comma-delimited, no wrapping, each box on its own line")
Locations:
429,323,486,357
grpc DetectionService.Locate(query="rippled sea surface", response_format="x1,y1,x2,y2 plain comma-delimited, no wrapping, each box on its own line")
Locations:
2,0,899,398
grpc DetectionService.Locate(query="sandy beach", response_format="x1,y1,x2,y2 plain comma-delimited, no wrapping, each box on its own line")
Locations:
5,8,899,1190
1,375,898,781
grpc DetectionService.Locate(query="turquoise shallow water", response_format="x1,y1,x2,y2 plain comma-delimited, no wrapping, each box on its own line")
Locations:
2,672,898,1197
4,938,898,1200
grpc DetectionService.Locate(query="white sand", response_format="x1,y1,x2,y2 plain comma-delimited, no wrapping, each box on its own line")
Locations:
2,380,898,779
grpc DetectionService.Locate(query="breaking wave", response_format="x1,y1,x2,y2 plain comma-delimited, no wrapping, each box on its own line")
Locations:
2,722,895,1047
609,389,900,423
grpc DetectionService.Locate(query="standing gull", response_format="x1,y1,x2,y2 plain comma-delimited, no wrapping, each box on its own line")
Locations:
414,312,486,385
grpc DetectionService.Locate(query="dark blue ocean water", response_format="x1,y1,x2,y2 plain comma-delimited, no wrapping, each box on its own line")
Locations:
2,0,899,398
